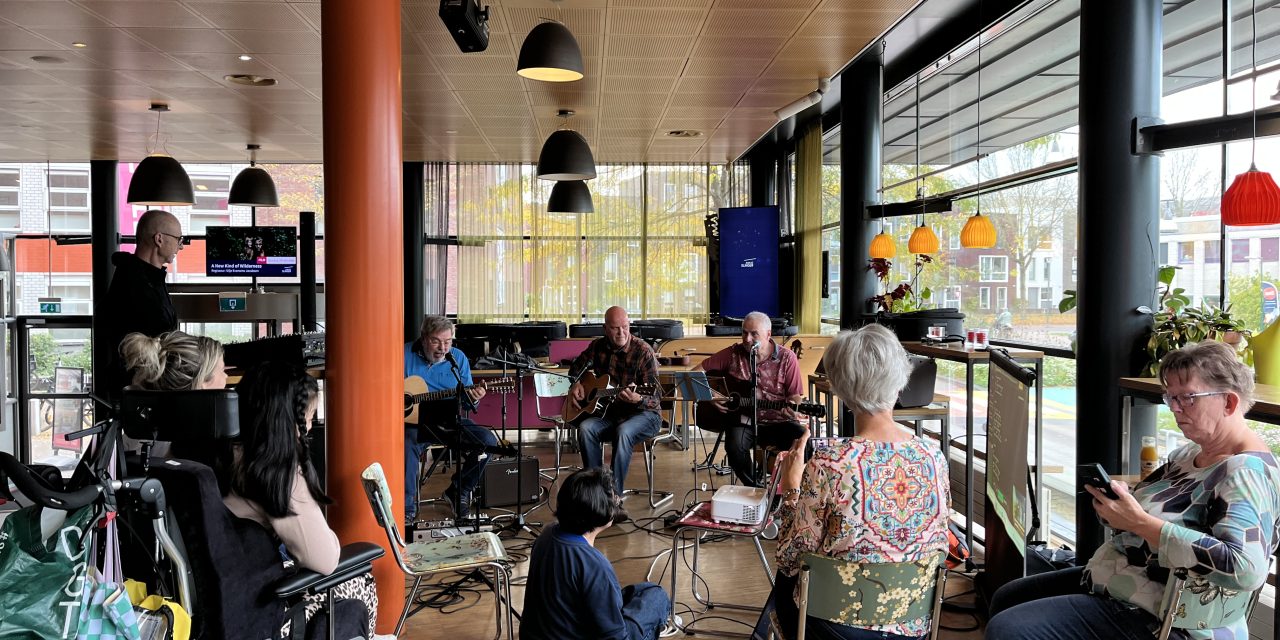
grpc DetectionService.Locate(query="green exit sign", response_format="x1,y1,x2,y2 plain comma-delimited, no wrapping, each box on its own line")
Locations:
38,298,61,314
218,293,247,312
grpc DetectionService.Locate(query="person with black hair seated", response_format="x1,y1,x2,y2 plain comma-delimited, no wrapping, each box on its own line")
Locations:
521,468,671,640
227,361,390,640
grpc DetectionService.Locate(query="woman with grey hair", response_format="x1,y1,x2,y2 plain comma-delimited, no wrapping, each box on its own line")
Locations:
988,339,1280,640
761,323,951,639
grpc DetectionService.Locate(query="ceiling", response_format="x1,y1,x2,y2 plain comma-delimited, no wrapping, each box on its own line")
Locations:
0,0,918,164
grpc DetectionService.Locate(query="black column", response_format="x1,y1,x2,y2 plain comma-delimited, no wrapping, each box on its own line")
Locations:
839,55,882,329
1076,0,1161,557
403,161,425,342
89,160,119,403
748,144,776,207
299,212,317,331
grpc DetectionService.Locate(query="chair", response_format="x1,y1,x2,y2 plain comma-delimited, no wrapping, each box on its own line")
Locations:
1156,567,1262,640
533,372,575,479
619,431,674,508
775,552,947,640
361,462,514,639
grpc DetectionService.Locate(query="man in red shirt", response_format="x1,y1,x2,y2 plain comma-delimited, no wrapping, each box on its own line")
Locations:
696,312,805,487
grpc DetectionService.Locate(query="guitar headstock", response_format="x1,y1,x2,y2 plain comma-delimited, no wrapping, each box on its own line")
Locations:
483,377,517,394
796,401,827,418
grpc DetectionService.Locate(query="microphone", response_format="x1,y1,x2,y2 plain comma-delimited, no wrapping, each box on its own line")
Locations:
751,340,761,352
444,351,459,369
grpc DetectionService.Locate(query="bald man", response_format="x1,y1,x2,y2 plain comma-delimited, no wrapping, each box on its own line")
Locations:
567,307,662,497
100,210,184,396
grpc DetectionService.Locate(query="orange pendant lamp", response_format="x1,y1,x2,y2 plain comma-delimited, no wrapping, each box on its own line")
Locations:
960,213,997,248
908,222,939,254
869,229,895,259
1223,0,1280,226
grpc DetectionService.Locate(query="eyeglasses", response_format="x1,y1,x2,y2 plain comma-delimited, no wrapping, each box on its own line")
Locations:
158,231,184,244
1162,391,1229,410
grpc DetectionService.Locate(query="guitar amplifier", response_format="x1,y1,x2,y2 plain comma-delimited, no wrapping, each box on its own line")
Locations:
479,456,541,507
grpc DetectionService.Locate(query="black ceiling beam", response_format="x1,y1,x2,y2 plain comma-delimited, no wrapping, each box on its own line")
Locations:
866,196,954,219
1136,103,1280,153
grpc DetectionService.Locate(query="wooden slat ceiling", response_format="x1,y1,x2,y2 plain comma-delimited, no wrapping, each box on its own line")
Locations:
0,0,917,164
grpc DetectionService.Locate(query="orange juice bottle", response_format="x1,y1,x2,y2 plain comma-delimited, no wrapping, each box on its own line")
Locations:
1140,436,1159,480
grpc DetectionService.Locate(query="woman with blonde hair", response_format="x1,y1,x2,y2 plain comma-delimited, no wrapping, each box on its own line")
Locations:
120,330,228,391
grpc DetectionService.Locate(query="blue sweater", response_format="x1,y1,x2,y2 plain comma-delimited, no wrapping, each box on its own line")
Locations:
521,524,632,640
403,342,473,391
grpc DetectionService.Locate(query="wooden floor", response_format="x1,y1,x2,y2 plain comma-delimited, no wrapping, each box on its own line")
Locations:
398,431,987,639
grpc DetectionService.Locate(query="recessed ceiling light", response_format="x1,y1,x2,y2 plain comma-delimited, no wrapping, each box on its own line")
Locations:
238,54,252,61
224,74,277,87
30,55,67,64
665,130,703,138
444,130,458,134
71,42,87,48
195,184,209,191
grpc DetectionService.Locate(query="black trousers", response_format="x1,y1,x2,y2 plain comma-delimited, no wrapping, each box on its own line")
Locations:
725,420,807,487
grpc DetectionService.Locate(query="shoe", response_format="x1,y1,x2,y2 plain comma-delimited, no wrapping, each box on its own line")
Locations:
442,488,472,519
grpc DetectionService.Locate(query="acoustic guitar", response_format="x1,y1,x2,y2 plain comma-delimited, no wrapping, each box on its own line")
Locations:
694,388,826,434
404,375,515,424
561,371,659,424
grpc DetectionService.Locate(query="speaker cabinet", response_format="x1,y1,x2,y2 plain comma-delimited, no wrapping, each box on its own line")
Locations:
479,456,541,507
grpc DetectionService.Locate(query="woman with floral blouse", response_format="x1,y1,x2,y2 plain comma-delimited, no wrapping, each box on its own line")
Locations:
987,340,1280,640
765,324,951,640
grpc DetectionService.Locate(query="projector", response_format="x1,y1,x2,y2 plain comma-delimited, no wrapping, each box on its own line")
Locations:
439,0,490,53
710,484,770,526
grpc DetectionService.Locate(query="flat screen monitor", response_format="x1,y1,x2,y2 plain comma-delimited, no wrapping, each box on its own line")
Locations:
205,226,298,277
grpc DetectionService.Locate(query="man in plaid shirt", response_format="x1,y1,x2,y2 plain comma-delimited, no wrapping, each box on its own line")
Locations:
568,306,662,497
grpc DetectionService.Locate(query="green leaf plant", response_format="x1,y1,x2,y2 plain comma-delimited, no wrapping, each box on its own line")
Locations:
867,254,934,315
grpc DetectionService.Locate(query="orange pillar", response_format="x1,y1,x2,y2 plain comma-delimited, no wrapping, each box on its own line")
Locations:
320,0,404,631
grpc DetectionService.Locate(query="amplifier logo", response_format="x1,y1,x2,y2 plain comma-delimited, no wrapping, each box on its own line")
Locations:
505,468,519,474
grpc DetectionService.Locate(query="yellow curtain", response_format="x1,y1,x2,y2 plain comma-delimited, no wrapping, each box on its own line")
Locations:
794,121,823,333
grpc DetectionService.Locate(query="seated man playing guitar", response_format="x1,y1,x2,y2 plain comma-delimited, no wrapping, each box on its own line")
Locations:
695,311,808,487
566,306,662,499
404,314,499,523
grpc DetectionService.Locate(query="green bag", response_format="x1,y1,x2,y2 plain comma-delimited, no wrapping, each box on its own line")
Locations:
0,504,99,639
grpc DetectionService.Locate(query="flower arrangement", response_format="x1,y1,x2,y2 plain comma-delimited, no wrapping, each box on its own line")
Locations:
867,254,933,314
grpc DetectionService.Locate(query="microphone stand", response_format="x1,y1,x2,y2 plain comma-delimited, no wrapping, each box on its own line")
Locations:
749,342,761,485
445,360,487,535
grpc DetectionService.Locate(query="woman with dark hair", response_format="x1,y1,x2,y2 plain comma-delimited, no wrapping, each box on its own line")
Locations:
226,361,387,639
521,468,671,640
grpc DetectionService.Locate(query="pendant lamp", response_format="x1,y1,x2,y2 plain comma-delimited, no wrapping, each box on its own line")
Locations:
228,144,279,207
537,110,596,181
1221,0,1280,226
960,28,998,248
908,222,940,254
517,21,584,82
548,180,593,213
869,229,895,259
127,103,194,206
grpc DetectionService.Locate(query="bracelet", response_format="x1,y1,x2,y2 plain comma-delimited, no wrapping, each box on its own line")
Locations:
781,488,801,502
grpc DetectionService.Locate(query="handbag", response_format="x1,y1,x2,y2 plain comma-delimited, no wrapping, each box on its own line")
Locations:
75,508,141,640
0,503,98,639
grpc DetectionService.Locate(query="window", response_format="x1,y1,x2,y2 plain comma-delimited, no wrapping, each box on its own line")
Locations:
1043,257,1052,282
1263,238,1278,262
949,231,961,250
50,279,92,315
188,174,231,234
48,170,90,232
943,285,961,308
979,256,1008,282
996,287,1008,311
1178,242,1195,264
0,167,18,229
1204,240,1220,264
1039,287,1054,309
979,286,991,310
1231,239,1250,262
1159,242,1169,263
1027,259,1037,281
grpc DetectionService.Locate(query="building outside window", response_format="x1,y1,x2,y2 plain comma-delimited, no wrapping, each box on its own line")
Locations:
0,166,19,230
979,255,1008,282
188,174,232,234
47,169,90,232
979,286,991,309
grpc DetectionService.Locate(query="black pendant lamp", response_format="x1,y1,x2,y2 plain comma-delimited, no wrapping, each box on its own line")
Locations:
537,110,596,181
548,180,593,213
517,21,584,82
127,103,195,206
228,144,279,207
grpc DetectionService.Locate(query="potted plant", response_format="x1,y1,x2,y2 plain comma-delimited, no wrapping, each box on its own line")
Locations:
864,254,963,340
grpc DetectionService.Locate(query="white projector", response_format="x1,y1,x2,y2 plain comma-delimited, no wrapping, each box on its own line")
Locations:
710,484,770,526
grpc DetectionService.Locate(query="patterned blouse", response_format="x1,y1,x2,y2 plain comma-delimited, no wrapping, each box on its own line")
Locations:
776,437,951,637
1084,444,1280,640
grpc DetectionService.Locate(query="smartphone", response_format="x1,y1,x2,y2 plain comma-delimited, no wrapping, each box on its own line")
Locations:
1078,463,1120,500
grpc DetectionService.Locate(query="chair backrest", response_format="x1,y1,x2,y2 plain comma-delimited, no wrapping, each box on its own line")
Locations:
798,553,945,634
361,462,414,571
533,372,572,399
1158,568,1259,636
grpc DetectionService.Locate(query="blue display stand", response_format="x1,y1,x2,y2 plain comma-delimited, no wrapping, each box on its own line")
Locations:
718,206,780,318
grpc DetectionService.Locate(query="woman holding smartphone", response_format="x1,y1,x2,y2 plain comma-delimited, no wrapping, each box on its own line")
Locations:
987,340,1280,640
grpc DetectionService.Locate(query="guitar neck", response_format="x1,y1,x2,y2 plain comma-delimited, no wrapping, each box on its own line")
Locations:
409,384,478,404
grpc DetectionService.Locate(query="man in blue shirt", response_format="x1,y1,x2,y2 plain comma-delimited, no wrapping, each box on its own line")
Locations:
521,468,671,640
404,315,498,522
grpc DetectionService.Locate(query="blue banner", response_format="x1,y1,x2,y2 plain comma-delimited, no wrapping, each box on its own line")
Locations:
718,206,780,318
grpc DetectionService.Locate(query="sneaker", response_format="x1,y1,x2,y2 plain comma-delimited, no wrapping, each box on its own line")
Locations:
442,488,472,519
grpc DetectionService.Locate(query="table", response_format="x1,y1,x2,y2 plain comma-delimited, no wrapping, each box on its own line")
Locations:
901,342,1044,551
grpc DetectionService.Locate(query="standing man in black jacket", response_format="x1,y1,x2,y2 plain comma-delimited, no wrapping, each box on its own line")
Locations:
100,209,184,397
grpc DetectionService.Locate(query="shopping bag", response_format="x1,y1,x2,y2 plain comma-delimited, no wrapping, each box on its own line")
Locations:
0,503,98,639
74,508,141,640
123,580,190,640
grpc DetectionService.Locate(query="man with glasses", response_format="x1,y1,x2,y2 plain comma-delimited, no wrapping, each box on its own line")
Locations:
100,209,184,397
404,314,498,523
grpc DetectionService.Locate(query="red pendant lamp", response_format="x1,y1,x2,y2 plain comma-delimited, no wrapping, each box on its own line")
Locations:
1222,0,1280,226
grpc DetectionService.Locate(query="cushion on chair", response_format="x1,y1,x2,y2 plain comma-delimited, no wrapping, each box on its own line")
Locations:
675,501,772,535
402,532,509,573
800,553,943,629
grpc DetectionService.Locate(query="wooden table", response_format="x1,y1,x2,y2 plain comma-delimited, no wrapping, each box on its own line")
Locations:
901,341,1044,551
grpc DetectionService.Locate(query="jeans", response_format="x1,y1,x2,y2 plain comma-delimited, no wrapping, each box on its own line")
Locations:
621,582,671,640
726,420,808,487
404,418,497,520
577,410,662,495
986,567,1179,640
754,571,921,640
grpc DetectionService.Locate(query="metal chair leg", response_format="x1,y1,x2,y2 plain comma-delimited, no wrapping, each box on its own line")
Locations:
395,575,423,637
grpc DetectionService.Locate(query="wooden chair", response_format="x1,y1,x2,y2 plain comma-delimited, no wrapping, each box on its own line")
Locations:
1156,567,1262,640
361,462,514,639
773,552,947,640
